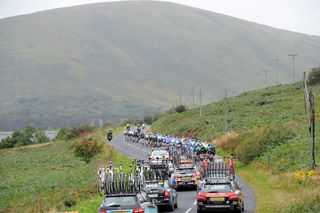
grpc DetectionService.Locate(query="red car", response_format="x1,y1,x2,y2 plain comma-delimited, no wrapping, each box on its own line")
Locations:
197,178,244,213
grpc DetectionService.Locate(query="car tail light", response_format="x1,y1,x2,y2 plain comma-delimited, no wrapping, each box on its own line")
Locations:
98,210,106,213
228,195,239,201
164,190,170,198
197,194,208,202
133,208,144,213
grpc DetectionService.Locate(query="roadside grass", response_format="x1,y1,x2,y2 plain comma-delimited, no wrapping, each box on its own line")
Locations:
65,151,133,213
238,165,320,213
152,82,320,212
0,126,130,213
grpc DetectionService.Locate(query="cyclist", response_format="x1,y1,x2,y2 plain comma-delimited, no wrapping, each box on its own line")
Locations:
126,124,130,132
137,123,142,133
228,153,236,177
200,157,210,178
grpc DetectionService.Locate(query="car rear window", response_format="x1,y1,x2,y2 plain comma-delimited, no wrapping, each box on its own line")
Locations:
103,196,138,207
152,150,168,156
202,184,233,193
176,168,196,174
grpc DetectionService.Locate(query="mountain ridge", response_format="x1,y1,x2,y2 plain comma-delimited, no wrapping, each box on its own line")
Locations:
1,1,320,129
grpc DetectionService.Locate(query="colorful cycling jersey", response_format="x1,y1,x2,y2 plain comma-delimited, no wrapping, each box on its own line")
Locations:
228,158,235,166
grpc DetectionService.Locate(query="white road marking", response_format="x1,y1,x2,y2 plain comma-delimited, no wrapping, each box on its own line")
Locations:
185,207,192,213
194,201,197,205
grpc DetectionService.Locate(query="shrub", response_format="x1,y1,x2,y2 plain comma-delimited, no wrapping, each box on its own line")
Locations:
307,66,320,85
175,105,187,113
73,139,103,163
293,170,306,183
71,124,95,138
216,132,240,152
64,196,76,207
0,137,15,149
56,128,76,141
235,125,296,165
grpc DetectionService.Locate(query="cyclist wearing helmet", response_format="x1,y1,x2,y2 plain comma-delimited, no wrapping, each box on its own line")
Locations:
126,124,130,132
137,123,142,134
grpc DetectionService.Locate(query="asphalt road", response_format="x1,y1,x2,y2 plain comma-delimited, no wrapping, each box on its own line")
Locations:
109,132,256,213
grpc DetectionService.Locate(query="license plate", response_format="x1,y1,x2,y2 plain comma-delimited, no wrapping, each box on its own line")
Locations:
209,197,225,201
148,194,158,198
182,177,191,180
113,211,128,213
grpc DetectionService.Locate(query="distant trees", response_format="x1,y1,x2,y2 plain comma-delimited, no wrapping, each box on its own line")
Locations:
307,66,320,85
56,124,95,141
0,126,49,149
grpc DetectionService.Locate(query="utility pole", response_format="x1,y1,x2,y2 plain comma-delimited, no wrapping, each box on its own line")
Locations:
262,70,270,86
303,72,309,125
309,91,316,169
288,53,299,83
179,94,182,106
199,88,202,117
172,103,175,115
272,57,281,84
224,89,228,132
192,88,195,106
175,97,178,108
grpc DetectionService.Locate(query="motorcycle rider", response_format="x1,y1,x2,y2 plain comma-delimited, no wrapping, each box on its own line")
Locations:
107,129,113,141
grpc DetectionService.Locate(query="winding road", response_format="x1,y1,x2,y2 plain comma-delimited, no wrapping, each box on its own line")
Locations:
109,132,256,213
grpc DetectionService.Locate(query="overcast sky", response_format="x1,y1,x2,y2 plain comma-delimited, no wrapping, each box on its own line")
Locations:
1,0,320,36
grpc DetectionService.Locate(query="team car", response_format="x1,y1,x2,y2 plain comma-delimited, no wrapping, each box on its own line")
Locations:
171,164,200,189
144,180,178,211
98,191,158,213
197,178,244,213
148,149,170,167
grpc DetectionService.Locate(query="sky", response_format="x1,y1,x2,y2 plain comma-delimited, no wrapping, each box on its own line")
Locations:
1,0,320,36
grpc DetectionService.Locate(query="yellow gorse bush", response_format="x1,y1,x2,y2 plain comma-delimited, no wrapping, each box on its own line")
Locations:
294,170,305,183
307,169,317,177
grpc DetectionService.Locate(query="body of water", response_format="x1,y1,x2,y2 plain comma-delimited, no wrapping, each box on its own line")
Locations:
0,131,58,141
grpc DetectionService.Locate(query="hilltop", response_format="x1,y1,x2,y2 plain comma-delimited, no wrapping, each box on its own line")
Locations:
1,1,320,129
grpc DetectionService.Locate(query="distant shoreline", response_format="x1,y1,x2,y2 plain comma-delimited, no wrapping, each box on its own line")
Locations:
0,130,58,141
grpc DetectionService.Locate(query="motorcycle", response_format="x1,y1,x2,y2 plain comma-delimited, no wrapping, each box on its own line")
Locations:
107,132,113,141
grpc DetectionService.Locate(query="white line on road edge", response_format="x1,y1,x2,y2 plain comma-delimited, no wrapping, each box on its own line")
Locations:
193,201,196,205
185,208,192,213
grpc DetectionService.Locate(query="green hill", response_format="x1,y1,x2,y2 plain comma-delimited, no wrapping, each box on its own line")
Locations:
151,81,320,212
1,1,320,130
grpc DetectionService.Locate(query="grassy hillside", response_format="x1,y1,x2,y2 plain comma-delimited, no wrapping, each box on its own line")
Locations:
1,1,320,130
0,127,131,213
152,82,320,212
